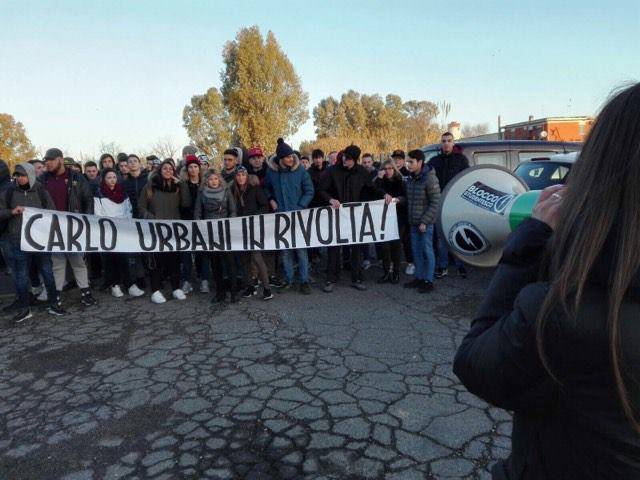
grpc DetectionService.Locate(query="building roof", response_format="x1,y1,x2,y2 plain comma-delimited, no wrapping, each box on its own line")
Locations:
503,116,592,128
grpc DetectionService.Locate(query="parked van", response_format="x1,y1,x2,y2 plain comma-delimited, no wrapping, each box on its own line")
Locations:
421,140,581,171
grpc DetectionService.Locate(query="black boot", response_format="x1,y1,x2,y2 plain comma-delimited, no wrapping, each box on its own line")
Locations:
377,272,392,284
390,271,400,284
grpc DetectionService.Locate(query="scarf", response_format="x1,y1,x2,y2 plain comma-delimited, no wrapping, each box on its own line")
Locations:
101,182,126,203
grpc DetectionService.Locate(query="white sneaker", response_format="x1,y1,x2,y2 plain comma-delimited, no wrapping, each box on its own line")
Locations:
181,281,193,294
200,280,210,293
172,289,186,300
128,284,145,297
111,285,124,298
151,290,166,304
37,289,48,302
362,259,372,270
405,263,415,275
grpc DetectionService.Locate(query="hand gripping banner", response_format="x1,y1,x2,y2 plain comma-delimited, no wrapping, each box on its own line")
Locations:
20,201,398,253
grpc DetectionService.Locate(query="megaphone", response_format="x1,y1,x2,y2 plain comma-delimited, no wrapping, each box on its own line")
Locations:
438,165,541,268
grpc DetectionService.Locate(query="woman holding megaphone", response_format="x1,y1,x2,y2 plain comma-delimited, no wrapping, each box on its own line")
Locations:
454,83,640,479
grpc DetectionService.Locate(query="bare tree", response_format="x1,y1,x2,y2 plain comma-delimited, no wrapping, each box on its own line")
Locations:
437,100,452,131
149,136,179,160
98,140,123,156
461,122,491,138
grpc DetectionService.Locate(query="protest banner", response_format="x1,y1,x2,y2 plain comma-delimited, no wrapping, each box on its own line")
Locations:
20,200,398,253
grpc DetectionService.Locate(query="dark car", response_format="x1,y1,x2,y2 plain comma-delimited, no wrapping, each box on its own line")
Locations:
422,140,581,171
514,151,578,190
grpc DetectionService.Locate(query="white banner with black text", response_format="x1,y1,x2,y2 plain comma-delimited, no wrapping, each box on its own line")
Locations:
20,201,398,253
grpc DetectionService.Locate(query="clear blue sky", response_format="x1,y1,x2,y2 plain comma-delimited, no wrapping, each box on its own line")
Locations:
1,0,638,159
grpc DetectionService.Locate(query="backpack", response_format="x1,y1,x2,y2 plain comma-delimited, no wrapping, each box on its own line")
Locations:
0,185,48,236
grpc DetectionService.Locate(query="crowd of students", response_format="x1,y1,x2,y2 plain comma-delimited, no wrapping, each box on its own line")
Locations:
0,133,469,325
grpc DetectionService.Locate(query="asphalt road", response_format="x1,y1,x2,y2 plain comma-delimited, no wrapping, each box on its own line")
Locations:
0,267,511,479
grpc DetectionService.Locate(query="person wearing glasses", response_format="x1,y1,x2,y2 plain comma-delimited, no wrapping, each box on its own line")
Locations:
428,132,470,279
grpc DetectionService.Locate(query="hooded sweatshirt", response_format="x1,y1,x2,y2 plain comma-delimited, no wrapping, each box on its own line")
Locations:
0,162,55,241
0,160,11,196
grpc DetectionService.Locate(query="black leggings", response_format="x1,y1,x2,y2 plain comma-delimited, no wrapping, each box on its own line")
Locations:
104,253,132,288
149,252,181,292
380,239,402,274
208,252,238,294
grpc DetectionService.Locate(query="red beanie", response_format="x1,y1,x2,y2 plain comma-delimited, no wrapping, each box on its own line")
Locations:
185,154,200,166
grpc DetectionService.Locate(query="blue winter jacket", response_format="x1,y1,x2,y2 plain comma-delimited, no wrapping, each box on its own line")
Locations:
264,154,314,212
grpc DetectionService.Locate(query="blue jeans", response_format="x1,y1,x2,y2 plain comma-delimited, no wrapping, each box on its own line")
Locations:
180,252,211,283
281,249,309,284
435,223,463,269
4,240,56,308
410,225,436,282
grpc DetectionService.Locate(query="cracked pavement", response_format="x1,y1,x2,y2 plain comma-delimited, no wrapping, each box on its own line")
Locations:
0,268,511,479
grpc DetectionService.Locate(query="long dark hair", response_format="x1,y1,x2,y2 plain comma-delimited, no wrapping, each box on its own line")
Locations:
537,82,640,431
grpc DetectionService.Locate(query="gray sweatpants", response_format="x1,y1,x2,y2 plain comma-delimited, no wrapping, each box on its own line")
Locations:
52,253,90,291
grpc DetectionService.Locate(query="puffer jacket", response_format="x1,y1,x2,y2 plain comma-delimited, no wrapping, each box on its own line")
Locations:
405,165,441,226
0,162,56,241
138,176,187,220
454,219,640,480
194,185,236,220
39,167,93,214
264,154,314,212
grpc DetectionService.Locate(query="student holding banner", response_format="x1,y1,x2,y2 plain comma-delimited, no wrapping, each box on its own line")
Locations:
138,160,190,304
179,154,210,295
93,168,145,299
375,159,406,284
231,167,273,301
0,162,63,323
319,144,391,292
194,169,239,303
264,138,315,294
40,148,97,308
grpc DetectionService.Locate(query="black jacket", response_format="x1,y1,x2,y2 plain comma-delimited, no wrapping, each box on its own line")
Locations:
428,151,469,189
454,219,640,479
319,163,385,204
122,171,149,218
39,168,93,214
307,163,328,207
231,182,268,217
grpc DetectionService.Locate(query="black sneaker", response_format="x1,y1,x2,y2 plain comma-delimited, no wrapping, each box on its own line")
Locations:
2,300,20,313
279,282,294,292
350,280,367,291
242,285,258,298
458,266,468,279
13,309,32,324
48,304,65,316
269,276,284,288
80,291,97,306
418,281,434,293
262,288,274,301
323,282,334,293
435,268,448,279
403,279,422,289
377,272,392,284
299,283,312,295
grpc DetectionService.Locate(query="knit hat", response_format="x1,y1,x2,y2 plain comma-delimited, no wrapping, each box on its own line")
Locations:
182,145,198,157
236,165,248,174
276,138,294,160
185,154,199,166
247,147,264,159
